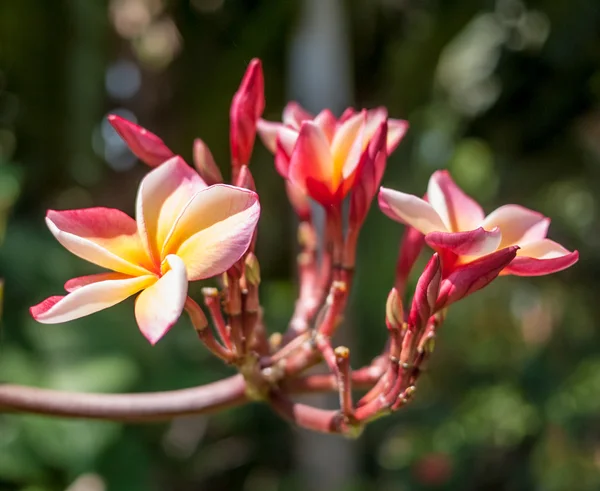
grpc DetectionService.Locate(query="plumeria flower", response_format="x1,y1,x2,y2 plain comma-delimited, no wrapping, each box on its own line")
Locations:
257,103,408,207
31,158,260,344
379,170,578,277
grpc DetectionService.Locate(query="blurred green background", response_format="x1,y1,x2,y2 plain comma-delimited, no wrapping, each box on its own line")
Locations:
1,0,599,490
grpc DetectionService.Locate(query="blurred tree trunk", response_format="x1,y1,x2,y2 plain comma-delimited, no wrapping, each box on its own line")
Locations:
288,1,358,489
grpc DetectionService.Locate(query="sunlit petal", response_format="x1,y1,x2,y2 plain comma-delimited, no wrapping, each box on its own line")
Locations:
162,184,259,257
64,272,131,292
46,208,152,276
31,275,155,324
175,193,261,281
386,118,409,154
427,170,485,232
256,119,283,154
136,156,207,264
482,204,550,248
288,122,333,196
378,187,448,235
283,102,313,129
134,255,188,344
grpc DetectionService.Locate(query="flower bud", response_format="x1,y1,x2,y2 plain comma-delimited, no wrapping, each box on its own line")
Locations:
193,138,222,185
108,114,174,167
385,287,404,330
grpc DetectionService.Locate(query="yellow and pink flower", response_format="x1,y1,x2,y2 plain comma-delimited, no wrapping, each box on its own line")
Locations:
257,103,408,207
31,158,260,344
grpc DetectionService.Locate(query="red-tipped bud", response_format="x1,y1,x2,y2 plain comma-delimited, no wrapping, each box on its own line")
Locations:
230,58,265,169
237,165,256,191
108,114,174,167
193,138,222,185
349,122,388,229
436,246,519,310
408,254,442,329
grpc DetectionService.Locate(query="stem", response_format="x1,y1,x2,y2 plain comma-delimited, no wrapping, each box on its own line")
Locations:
0,375,248,421
203,287,232,350
269,391,348,435
335,347,354,418
185,297,234,363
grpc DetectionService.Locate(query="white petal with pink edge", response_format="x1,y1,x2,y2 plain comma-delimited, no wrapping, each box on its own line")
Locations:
427,170,485,232
482,204,550,249
256,119,282,154
162,184,259,257
134,255,188,344
175,197,261,281
31,274,156,324
378,187,448,235
46,208,153,276
502,239,579,276
136,156,207,264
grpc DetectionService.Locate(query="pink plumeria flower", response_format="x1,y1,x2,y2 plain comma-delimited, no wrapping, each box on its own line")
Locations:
31,157,260,344
257,104,408,208
378,170,578,277
258,103,408,179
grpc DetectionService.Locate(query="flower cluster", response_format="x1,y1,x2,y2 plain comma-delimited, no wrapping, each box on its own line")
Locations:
29,58,578,433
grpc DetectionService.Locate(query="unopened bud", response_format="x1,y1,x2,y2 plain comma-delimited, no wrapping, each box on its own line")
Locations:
244,253,261,285
193,138,223,185
385,288,404,329
334,345,350,360
269,332,282,351
409,254,441,329
236,165,256,191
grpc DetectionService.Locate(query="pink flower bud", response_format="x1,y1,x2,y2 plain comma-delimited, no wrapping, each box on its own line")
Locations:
408,254,441,329
193,138,223,185
108,114,174,167
237,165,256,192
230,59,265,169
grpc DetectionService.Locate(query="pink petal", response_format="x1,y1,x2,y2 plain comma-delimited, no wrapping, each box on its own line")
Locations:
46,208,153,276
386,118,409,154
425,226,502,257
503,239,579,276
136,156,207,265
274,126,300,178
288,122,334,197
349,122,388,226
481,204,550,249
314,109,337,142
427,170,485,232
436,246,519,309
256,119,283,154
331,111,366,181
283,102,313,129
31,274,155,324
172,185,261,281
65,272,131,292
338,107,356,124
365,107,388,142
230,59,265,167
378,187,448,235
134,255,188,344
193,138,222,185
340,122,367,197
108,115,174,167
